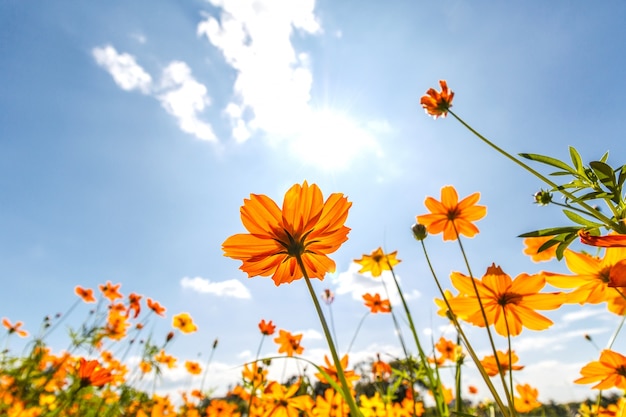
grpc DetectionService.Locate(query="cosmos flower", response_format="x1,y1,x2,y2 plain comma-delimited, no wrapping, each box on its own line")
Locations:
75,286,96,303
575,349,626,390
172,313,197,334
147,298,166,317
421,80,454,119
185,361,202,375
2,318,28,338
513,384,541,413
222,181,352,286
274,329,304,357
479,350,524,377
416,186,486,241
362,293,391,314
523,236,558,263
76,358,113,388
446,264,565,336
579,229,626,247
99,281,123,302
354,247,401,277
258,319,276,336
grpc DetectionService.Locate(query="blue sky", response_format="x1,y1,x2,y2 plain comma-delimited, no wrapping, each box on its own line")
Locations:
2,0,626,403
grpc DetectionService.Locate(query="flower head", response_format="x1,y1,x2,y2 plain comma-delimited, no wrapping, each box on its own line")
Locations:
172,312,197,334
75,286,96,303
480,350,524,377
579,230,626,247
523,236,558,263
223,181,351,286
185,361,202,375
147,298,166,316
76,357,113,387
363,293,391,314
416,186,486,241
99,281,123,302
354,247,400,277
575,349,626,390
2,318,28,338
258,319,276,336
314,354,359,385
514,384,541,413
445,264,566,336
421,80,454,118
274,329,304,357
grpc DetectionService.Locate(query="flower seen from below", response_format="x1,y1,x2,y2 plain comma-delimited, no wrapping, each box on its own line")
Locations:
147,298,166,316
127,292,142,318
2,318,28,338
542,247,626,303
372,354,392,381
313,388,350,417
75,286,96,303
480,350,524,377
321,288,335,305
523,236,558,262
258,319,276,336
445,263,565,336
154,350,177,369
274,329,304,357
354,247,401,277
575,349,626,390
99,281,123,302
262,379,313,417
362,293,391,314
314,354,359,385
434,337,459,363
222,181,352,286
416,185,486,241
76,358,113,388
421,80,454,118
514,383,541,413
172,312,197,334
184,361,202,375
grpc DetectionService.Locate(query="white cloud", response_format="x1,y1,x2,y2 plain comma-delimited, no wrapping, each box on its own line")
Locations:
198,0,383,170
561,307,607,323
93,45,217,143
180,276,251,299
92,45,152,93
333,263,420,305
158,62,217,142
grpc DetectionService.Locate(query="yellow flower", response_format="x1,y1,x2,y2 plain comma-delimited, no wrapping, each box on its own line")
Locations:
354,247,400,277
416,185,486,241
480,350,524,377
261,380,313,417
421,80,454,119
223,181,352,286
575,349,626,390
185,361,202,375
446,264,566,336
513,384,541,413
172,312,198,334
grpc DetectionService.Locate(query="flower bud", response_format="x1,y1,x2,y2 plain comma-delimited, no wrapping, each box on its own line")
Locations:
533,190,552,206
411,223,428,241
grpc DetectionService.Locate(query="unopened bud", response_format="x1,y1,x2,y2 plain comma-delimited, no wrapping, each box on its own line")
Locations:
212,338,219,349
411,223,428,241
166,331,174,343
533,190,552,206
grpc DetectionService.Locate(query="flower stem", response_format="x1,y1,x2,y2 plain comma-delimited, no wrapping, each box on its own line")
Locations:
296,254,363,417
448,110,620,230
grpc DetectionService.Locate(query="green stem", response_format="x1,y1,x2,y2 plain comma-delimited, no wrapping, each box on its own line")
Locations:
419,240,510,417
295,254,363,417
449,110,620,230
346,312,370,354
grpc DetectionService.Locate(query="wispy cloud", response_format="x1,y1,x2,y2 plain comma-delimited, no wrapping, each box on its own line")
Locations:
197,0,383,170
92,45,152,93
92,45,216,142
180,276,251,299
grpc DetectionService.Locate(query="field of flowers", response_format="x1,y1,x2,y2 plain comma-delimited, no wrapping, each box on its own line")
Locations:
2,81,626,416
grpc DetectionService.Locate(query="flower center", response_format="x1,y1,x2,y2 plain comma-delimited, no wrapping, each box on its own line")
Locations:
498,292,523,306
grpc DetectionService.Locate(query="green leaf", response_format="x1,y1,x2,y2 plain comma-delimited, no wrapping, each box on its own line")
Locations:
518,226,581,238
570,146,584,173
589,161,616,189
519,153,578,175
562,209,604,227
600,151,609,163
617,164,626,188
556,233,578,260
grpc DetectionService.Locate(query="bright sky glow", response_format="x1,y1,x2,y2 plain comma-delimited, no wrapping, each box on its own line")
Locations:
2,0,626,405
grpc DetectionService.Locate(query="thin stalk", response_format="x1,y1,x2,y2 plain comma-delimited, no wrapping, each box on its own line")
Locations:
419,240,510,417
452,224,514,410
295,254,363,417
346,311,370,354
606,313,626,350
449,110,620,231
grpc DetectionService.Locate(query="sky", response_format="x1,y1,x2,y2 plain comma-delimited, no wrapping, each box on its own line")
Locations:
2,0,626,405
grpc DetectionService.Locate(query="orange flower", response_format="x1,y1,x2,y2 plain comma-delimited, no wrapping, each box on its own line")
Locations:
542,247,626,303
147,298,166,316
103,310,129,341
468,385,478,395
372,354,392,381
76,357,113,387
446,264,565,336
480,350,524,377
514,384,541,413
154,350,177,369
523,236,558,263
575,349,626,390
185,361,202,375
242,362,268,387
416,186,486,241
2,318,28,338
139,361,152,373
99,281,123,302
421,80,454,119
274,329,304,357
258,319,276,336
314,354,359,385
262,380,313,416
579,229,626,247
127,293,142,319
75,286,96,303
313,388,350,417
172,312,198,334
222,181,352,286
434,337,458,363
362,293,391,313
354,247,400,277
